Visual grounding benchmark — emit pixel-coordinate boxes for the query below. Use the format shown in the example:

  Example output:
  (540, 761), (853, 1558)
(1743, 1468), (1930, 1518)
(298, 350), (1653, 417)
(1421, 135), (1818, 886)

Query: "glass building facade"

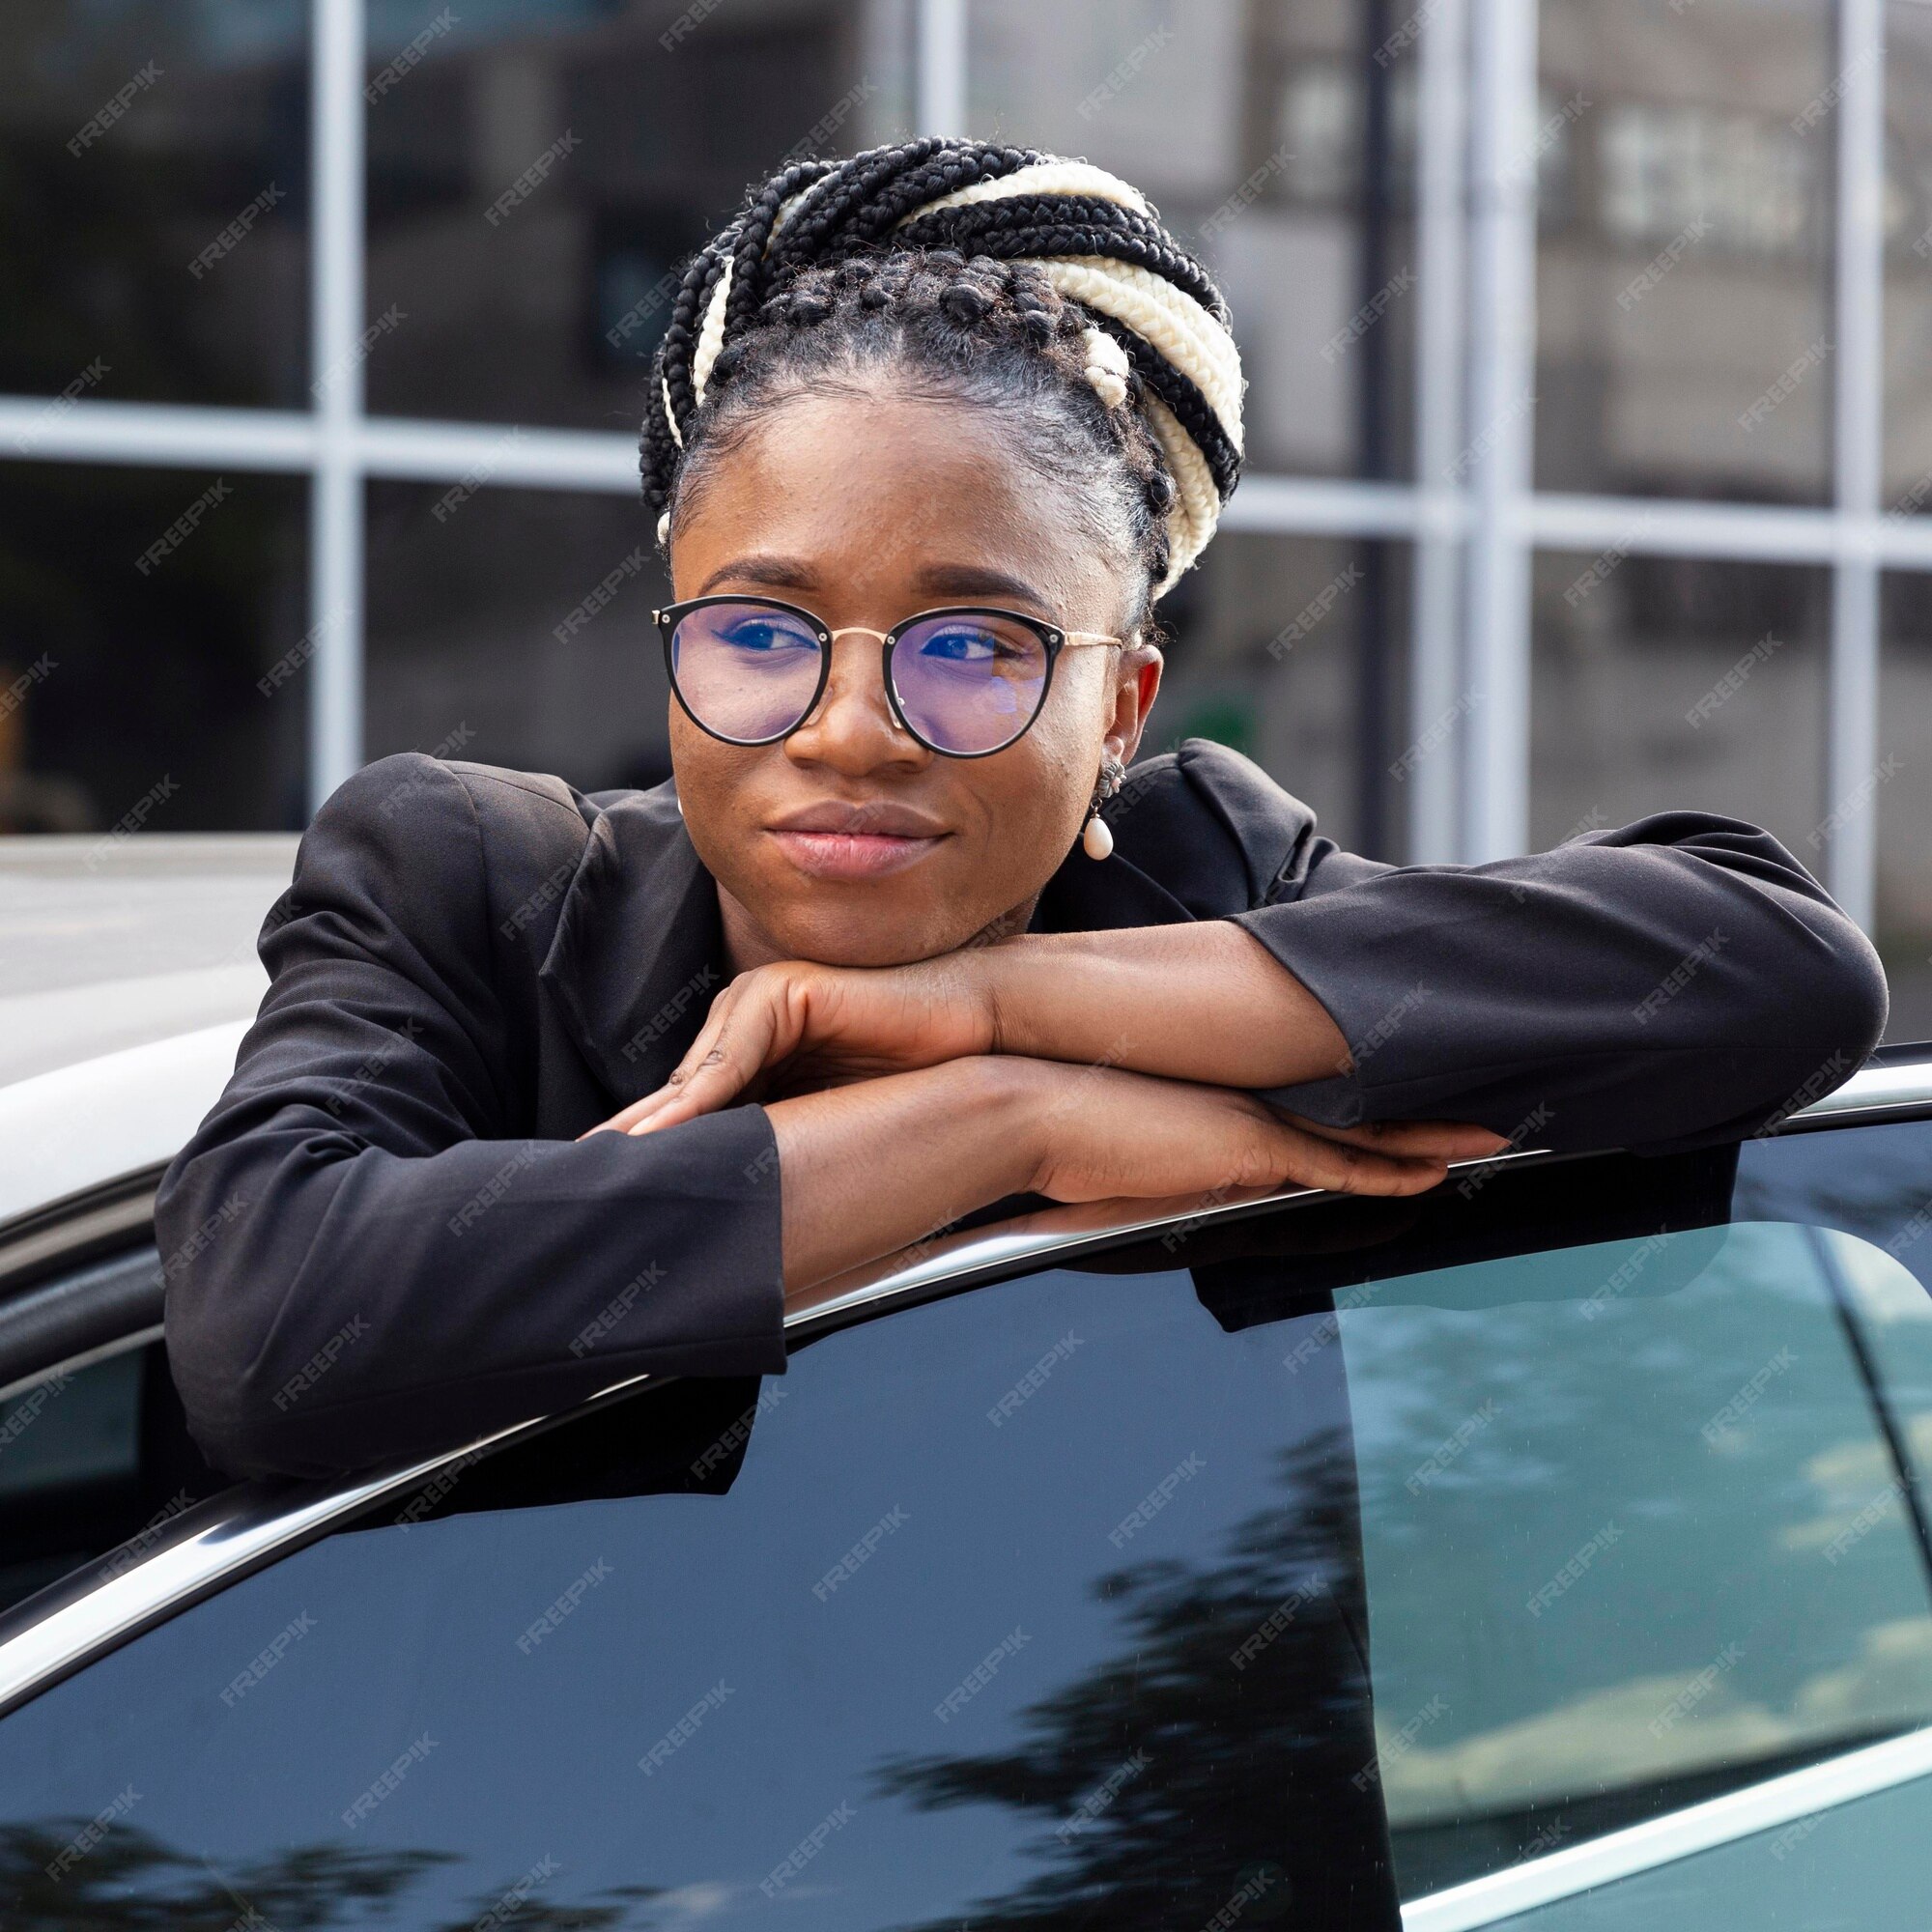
(3, 0), (1928, 1032)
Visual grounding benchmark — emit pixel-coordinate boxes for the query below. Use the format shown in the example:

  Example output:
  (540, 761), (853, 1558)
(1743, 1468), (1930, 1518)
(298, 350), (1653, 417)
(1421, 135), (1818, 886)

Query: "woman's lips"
(767, 828), (947, 879)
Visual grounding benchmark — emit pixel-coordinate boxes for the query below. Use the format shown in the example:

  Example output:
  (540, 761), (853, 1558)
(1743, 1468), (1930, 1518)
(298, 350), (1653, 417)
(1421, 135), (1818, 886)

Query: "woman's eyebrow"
(914, 563), (1051, 607)
(695, 557), (1052, 608)
(696, 554), (818, 595)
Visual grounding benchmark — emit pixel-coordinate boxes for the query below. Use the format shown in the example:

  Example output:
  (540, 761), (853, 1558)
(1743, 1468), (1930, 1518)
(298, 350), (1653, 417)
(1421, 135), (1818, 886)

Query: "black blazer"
(156, 742), (1889, 1478)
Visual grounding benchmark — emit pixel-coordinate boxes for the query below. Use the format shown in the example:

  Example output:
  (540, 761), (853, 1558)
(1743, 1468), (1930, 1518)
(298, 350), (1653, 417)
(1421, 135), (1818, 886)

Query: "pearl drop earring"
(1082, 753), (1126, 860)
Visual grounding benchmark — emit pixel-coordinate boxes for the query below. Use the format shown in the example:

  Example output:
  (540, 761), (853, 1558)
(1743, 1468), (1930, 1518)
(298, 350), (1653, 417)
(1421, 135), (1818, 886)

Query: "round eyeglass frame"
(653, 594), (1124, 759)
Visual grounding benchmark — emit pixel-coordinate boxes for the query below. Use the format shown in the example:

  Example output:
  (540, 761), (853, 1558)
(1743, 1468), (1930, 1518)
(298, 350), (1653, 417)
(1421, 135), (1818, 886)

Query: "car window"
(1345, 1219), (1932, 1896)
(0, 1122), (1929, 1931)
(0, 1244), (223, 1615)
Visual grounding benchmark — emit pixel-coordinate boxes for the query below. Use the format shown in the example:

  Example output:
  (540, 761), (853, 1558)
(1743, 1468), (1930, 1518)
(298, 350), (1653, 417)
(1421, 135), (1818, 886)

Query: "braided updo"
(640, 139), (1245, 611)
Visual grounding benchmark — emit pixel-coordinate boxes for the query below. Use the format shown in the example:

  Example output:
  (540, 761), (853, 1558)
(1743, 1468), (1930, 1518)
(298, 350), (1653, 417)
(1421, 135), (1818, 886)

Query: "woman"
(158, 140), (1887, 1480)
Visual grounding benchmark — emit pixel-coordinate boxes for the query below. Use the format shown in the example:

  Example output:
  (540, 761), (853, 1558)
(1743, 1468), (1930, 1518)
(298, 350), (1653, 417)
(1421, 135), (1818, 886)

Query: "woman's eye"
(918, 628), (1002, 662)
(722, 621), (814, 653)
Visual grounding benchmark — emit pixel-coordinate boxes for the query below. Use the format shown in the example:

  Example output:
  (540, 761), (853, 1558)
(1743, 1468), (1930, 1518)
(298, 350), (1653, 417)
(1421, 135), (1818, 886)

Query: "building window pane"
(0, 464), (307, 833)
(1883, 2), (1932, 515)
(1879, 575), (1932, 1041)
(1531, 550), (1828, 858)
(970, 0), (1417, 481)
(363, 2), (917, 429)
(1598, 101), (1815, 257)
(1157, 534), (1412, 861)
(1537, 0), (1834, 503)
(365, 482), (669, 793)
(3, 2), (311, 410)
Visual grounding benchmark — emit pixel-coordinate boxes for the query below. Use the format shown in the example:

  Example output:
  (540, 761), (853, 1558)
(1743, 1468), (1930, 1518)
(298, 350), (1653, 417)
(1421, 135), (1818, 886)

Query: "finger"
(593, 1041), (738, 1135)
(1276, 1114), (1512, 1161)
(609, 985), (757, 1132)
(1377, 1118), (1514, 1156)
(629, 1048), (745, 1133)
(1362, 1122), (1510, 1161)
(1298, 1136), (1453, 1198)
(628, 987), (794, 1134)
(1276, 1126), (1448, 1197)
(590, 1092), (671, 1136)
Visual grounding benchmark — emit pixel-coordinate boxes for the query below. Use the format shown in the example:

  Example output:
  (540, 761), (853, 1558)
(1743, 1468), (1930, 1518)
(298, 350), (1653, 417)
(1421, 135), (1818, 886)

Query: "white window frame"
(0, 0), (1899, 927)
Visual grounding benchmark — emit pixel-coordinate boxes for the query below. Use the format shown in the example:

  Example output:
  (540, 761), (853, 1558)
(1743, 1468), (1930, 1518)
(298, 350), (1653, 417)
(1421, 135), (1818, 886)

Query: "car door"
(1, 1110), (1930, 1931)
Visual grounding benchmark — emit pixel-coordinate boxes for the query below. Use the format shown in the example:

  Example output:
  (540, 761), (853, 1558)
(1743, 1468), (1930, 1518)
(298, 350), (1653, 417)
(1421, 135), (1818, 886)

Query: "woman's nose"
(783, 635), (924, 772)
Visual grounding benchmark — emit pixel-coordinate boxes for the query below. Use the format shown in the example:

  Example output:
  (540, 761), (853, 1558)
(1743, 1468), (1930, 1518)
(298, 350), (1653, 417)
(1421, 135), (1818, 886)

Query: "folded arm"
(1234, 811), (1889, 1151)
(156, 760), (787, 1480)
(610, 810), (1887, 1156)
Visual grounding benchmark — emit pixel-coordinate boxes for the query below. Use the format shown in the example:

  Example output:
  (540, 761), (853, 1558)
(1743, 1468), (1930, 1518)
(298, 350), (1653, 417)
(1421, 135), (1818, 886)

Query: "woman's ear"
(1104, 641), (1164, 766)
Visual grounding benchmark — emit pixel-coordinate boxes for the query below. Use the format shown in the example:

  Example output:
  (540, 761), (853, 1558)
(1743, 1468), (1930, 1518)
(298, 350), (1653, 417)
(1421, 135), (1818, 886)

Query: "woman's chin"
(764, 902), (983, 970)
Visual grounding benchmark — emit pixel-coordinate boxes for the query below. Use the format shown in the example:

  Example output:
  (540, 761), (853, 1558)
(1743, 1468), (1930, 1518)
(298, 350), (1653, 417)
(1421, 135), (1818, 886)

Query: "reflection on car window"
(2, 1124), (1932, 1930)
(1341, 1220), (1932, 1896)
(0, 1258), (1402, 1927)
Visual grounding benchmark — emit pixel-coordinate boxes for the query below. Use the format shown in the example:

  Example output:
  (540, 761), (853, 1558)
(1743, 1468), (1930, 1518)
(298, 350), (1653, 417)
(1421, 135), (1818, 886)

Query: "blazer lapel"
(539, 783), (728, 1106)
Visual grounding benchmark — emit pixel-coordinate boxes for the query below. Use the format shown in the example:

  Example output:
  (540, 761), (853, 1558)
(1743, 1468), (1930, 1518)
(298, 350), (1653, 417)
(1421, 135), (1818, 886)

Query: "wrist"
(903, 941), (1007, 1059)
(935, 1053), (1056, 1194)
(967, 933), (1068, 1062)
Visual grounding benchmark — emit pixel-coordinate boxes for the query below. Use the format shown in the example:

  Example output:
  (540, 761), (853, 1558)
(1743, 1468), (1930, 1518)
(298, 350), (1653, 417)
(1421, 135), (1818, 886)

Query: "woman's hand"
(766, 1055), (1510, 1293)
(584, 941), (1514, 1177)
(586, 955), (996, 1137)
(583, 921), (1396, 1147)
(1007, 1060), (1507, 1204)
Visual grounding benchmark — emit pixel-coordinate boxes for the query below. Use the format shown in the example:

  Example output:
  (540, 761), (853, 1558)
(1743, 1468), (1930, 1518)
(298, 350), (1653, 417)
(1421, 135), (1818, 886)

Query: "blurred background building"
(3, 0), (1929, 1034)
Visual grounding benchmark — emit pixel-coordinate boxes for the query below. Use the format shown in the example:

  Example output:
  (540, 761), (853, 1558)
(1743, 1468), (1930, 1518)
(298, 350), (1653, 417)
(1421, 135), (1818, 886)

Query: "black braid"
(641, 230), (746, 513)
(641, 140), (1241, 606)
(824, 144), (1042, 254)
(893, 199), (1232, 325)
(1087, 315), (1241, 500)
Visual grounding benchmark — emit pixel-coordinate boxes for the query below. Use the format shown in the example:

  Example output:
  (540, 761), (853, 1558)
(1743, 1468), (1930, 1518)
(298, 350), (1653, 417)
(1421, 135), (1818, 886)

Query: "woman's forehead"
(673, 391), (1122, 611)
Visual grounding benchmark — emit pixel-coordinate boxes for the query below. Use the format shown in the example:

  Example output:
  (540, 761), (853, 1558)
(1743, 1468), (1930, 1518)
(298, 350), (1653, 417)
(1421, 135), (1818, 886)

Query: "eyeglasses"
(654, 596), (1124, 758)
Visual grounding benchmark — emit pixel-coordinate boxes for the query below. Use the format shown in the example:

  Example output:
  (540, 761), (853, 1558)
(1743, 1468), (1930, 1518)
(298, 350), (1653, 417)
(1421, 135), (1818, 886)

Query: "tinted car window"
(0, 1244), (219, 1614)
(1346, 1220), (1932, 1894)
(1, 1122), (1930, 1930)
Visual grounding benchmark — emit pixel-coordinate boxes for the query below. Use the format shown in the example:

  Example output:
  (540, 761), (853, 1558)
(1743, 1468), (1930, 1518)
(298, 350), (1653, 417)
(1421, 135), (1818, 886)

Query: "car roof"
(0, 836), (297, 1225)
(0, 834), (296, 1092)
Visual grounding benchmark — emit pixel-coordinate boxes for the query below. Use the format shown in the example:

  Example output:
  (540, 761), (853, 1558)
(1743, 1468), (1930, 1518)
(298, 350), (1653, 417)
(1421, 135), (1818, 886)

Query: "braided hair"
(640, 139), (1244, 614)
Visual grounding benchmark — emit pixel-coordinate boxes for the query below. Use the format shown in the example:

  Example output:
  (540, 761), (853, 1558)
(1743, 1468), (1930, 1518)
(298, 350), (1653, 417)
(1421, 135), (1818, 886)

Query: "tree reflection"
(0, 1822), (656, 1930)
(876, 1429), (1404, 1932)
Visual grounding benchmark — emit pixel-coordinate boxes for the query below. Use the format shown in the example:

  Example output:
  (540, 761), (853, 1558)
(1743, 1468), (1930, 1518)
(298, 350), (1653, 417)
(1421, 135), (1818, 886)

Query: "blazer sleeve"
(1228, 810), (1889, 1155)
(155, 756), (786, 1482)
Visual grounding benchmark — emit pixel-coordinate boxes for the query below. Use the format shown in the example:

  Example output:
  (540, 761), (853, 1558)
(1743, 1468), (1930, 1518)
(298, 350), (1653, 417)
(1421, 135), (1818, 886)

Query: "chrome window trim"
(0, 1054), (1925, 1773)
(1400, 1721), (1932, 1929)
(0, 1166), (165, 1301)
(0, 1433), (531, 1727)
(1761, 1054), (1932, 1128)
